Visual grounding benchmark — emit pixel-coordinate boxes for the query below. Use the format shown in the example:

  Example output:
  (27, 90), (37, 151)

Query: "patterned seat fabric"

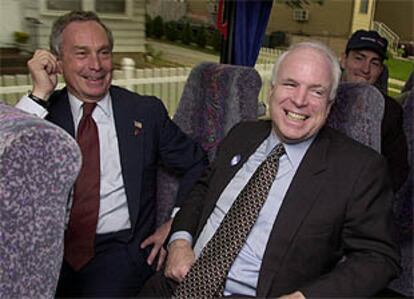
(156, 62), (262, 226)
(0, 102), (81, 298)
(389, 88), (413, 297)
(327, 82), (385, 153)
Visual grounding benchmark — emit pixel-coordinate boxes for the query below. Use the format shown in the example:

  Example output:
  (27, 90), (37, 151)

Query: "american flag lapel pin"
(134, 120), (143, 136)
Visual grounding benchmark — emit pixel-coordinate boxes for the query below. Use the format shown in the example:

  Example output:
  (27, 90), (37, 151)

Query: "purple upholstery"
(327, 82), (384, 153)
(156, 62), (262, 226)
(0, 103), (81, 298)
(389, 88), (413, 297)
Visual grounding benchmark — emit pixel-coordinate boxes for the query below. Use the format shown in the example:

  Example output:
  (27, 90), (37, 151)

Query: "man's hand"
(164, 239), (195, 282)
(140, 218), (173, 271)
(278, 291), (305, 299)
(27, 49), (60, 100)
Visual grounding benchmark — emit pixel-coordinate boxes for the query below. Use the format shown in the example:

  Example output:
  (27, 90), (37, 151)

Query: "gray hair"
(49, 10), (114, 57)
(270, 41), (341, 101)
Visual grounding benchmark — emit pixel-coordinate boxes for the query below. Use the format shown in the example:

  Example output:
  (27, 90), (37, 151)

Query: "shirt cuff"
(170, 207), (180, 218)
(15, 95), (49, 118)
(168, 231), (193, 247)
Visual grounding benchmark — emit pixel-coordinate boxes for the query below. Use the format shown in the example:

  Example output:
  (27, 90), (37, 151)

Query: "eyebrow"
(280, 78), (328, 91)
(354, 51), (382, 62)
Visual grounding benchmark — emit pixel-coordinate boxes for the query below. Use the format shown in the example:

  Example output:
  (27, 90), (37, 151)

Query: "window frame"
(359, 0), (369, 14)
(40, 0), (133, 20)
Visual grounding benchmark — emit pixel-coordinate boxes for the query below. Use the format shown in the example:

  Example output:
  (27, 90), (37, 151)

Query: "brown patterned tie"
(64, 103), (100, 270)
(174, 143), (285, 298)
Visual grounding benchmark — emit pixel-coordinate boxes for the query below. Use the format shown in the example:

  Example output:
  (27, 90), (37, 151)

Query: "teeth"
(287, 111), (306, 121)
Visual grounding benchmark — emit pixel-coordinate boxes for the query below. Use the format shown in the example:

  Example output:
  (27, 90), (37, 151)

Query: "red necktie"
(64, 102), (100, 270)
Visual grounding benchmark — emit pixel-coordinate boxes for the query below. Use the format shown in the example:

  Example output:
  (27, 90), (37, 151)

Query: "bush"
(152, 16), (164, 39)
(181, 22), (193, 45)
(164, 21), (179, 42)
(145, 14), (153, 37)
(14, 31), (29, 44)
(208, 29), (222, 52)
(195, 26), (207, 48)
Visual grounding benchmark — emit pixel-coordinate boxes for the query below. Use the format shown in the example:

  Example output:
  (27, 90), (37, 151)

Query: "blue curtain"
(232, 0), (273, 66)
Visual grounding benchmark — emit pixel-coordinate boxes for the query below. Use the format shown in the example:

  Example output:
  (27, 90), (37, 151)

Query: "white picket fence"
(0, 61), (275, 116)
(0, 46), (406, 115)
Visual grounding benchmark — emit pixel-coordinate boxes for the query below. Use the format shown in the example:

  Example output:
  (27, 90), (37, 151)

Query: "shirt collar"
(267, 130), (315, 170)
(68, 92), (112, 121)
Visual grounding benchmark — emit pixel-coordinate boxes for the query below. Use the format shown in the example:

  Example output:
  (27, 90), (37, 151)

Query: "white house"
(0, 0), (146, 53)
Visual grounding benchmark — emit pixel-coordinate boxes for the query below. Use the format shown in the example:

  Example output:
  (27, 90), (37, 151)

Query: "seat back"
(327, 82), (385, 153)
(156, 62), (262, 226)
(0, 103), (81, 298)
(388, 88), (413, 297)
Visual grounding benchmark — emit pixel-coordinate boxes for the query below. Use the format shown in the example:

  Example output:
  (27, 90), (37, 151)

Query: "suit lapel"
(111, 87), (144, 231)
(47, 88), (75, 136)
(196, 121), (273, 238)
(257, 128), (331, 297)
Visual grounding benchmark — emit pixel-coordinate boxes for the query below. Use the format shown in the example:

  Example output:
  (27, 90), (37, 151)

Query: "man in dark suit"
(139, 41), (400, 298)
(15, 11), (207, 297)
(340, 30), (409, 192)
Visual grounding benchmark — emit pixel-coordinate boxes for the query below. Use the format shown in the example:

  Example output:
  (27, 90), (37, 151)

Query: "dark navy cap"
(346, 30), (388, 59)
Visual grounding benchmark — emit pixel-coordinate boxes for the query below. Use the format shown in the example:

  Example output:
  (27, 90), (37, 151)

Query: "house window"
(41, 0), (132, 18)
(96, 0), (126, 14)
(46, 0), (81, 11)
(359, 0), (369, 14)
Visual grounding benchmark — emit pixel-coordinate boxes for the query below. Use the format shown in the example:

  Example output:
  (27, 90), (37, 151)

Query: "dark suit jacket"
(381, 95), (409, 192)
(46, 85), (207, 252)
(172, 120), (400, 298)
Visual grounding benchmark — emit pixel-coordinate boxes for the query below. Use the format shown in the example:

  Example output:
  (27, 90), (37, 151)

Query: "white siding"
(21, 0), (146, 53)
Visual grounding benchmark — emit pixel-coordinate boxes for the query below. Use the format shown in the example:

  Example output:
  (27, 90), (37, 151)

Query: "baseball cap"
(346, 30), (388, 59)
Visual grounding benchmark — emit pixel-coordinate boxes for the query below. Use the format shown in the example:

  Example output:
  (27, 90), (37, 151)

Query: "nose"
(292, 87), (307, 106)
(88, 54), (102, 71)
(360, 60), (371, 74)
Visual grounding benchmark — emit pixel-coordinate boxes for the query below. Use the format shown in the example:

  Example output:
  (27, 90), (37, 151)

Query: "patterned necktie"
(64, 102), (100, 270)
(174, 143), (286, 299)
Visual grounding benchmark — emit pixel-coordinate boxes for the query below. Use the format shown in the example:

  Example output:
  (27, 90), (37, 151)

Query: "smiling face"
(340, 49), (384, 84)
(58, 21), (113, 103)
(269, 47), (334, 143)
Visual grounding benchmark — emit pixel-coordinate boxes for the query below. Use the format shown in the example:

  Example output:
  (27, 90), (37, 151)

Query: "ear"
(56, 59), (63, 75)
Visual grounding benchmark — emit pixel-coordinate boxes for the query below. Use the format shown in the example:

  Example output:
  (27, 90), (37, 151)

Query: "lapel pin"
(134, 121), (143, 136)
(230, 154), (241, 166)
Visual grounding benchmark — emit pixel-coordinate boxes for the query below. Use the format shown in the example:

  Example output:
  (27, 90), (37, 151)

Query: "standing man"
(140, 41), (400, 298)
(340, 30), (409, 191)
(16, 11), (207, 297)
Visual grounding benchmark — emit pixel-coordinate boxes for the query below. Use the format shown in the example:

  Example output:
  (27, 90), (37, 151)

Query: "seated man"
(139, 41), (400, 298)
(340, 29), (409, 191)
(15, 10), (207, 297)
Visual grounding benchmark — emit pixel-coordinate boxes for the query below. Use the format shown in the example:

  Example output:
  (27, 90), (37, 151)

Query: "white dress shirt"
(16, 94), (131, 233)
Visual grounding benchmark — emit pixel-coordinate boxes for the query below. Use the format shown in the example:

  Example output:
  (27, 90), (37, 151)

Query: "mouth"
(286, 111), (308, 121)
(83, 74), (106, 82)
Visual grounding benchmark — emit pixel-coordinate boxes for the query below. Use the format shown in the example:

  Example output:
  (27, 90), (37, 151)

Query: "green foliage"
(165, 21), (179, 42)
(195, 26), (207, 48)
(208, 29), (221, 52)
(181, 22), (193, 45)
(152, 16), (164, 39)
(145, 14), (153, 37)
(14, 31), (29, 44)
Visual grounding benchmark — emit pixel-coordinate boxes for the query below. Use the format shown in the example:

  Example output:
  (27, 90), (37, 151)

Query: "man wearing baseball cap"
(341, 30), (409, 192)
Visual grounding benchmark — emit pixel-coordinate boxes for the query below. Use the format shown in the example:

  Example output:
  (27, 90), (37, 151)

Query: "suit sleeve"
(382, 97), (409, 192)
(299, 153), (401, 297)
(154, 98), (208, 207)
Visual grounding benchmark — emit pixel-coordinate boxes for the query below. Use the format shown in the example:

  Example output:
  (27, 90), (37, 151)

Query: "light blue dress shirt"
(170, 130), (314, 296)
